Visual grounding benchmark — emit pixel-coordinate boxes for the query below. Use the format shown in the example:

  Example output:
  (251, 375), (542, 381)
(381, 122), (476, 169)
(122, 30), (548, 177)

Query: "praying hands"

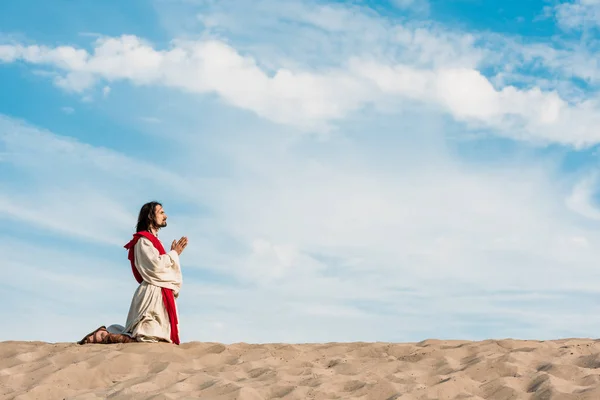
(171, 236), (188, 255)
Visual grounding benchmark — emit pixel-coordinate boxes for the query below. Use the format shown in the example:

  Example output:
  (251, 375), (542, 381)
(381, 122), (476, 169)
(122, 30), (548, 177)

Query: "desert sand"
(2, 338), (600, 399)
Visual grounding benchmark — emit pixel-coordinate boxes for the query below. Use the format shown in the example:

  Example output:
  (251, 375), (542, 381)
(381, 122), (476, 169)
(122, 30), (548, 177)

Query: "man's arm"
(135, 237), (180, 273)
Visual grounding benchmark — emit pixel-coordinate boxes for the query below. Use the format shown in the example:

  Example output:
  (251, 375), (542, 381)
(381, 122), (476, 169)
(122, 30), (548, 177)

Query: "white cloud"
(555, 0), (600, 30)
(1, 34), (599, 146)
(61, 106), (74, 114)
(566, 173), (600, 220)
(5, 43), (88, 69)
(0, 44), (18, 62)
(54, 71), (95, 92)
(0, 36), (372, 129)
(102, 85), (111, 97)
(1, 0), (600, 146)
(352, 61), (600, 146)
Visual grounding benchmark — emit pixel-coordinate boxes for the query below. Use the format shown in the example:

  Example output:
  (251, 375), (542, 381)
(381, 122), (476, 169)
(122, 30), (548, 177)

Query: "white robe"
(111, 236), (182, 343)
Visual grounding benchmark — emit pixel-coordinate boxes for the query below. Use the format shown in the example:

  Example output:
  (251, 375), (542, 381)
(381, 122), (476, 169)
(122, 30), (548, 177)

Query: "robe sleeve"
(134, 237), (182, 295)
(135, 237), (180, 272)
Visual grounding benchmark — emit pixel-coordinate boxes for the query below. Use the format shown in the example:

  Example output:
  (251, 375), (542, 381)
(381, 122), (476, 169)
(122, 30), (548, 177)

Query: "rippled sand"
(2, 338), (600, 399)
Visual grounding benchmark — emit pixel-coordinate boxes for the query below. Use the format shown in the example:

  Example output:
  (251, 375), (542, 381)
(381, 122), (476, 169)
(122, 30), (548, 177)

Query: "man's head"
(136, 201), (167, 233)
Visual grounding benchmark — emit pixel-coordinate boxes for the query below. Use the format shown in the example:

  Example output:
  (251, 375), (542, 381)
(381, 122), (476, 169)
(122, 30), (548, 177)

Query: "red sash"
(124, 231), (180, 345)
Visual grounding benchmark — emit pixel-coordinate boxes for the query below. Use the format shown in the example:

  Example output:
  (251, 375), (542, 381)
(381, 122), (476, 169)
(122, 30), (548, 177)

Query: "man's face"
(154, 205), (167, 228)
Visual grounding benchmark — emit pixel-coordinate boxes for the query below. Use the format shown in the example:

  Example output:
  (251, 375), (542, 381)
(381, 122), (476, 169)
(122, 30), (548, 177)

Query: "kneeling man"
(78, 201), (188, 344)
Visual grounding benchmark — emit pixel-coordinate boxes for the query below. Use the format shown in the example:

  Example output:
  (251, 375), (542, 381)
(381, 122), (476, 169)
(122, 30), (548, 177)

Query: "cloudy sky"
(2, 0), (600, 344)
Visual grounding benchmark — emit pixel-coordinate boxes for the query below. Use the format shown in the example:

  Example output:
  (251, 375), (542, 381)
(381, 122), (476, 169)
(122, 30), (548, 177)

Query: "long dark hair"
(136, 201), (162, 233)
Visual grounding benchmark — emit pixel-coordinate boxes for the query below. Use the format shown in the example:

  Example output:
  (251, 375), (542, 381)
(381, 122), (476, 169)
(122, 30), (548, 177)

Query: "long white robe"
(112, 236), (182, 343)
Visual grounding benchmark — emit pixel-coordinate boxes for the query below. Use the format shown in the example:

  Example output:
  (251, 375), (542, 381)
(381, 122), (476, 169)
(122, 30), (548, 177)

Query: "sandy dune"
(2, 338), (600, 399)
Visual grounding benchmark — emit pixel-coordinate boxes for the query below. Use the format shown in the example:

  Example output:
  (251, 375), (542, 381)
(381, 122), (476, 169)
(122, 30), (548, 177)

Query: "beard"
(159, 220), (167, 228)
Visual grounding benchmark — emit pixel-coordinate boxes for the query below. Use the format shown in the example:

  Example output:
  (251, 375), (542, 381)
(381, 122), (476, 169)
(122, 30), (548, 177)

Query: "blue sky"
(3, 0), (600, 344)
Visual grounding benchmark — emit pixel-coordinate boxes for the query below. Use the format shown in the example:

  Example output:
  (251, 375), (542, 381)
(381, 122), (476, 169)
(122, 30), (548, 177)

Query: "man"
(78, 201), (188, 344)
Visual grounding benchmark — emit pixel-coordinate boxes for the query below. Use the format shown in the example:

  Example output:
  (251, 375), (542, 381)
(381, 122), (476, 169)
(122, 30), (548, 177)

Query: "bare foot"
(104, 333), (137, 344)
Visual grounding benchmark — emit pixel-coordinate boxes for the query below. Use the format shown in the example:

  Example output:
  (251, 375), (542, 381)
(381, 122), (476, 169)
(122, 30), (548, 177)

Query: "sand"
(2, 338), (600, 399)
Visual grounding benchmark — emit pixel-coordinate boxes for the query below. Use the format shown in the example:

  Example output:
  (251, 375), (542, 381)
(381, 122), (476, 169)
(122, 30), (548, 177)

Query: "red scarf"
(124, 231), (180, 345)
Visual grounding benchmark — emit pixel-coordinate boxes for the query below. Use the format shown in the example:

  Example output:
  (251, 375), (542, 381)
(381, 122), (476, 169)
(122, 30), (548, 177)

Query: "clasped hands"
(171, 236), (188, 255)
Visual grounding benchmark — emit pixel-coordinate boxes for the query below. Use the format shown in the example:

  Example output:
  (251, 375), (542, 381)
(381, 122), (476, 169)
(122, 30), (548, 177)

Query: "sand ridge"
(2, 338), (600, 399)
